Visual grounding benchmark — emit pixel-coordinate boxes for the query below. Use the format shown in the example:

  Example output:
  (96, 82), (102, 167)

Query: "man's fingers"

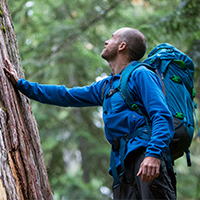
(141, 165), (147, 182)
(137, 156), (161, 183)
(140, 166), (157, 183)
(146, 166), (157, 183)
(3, 66), (11, 74)
(4, 62), (17, 76)
(146, 165), (153, 183)
(6, 59), (12, 70)
(136, 167), (142, 177)
(3, 67), (13, 78)
(4, 59), (13, 76)
(3, 61), (19, 86)
(155, 166), (160, 178)
(151, 166), (156, 177)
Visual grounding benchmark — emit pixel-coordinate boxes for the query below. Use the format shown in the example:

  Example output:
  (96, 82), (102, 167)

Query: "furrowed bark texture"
(0, 0), (53, 199)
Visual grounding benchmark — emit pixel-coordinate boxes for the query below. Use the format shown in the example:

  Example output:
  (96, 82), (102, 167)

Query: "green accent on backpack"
(173, 60), (186, 69)
(192, 88), (196, 98)
(171, 75), (181, 83)
(175, 112), (184, 119)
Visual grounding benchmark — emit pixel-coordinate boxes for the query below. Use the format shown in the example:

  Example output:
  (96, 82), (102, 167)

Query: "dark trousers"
(113, 149), (176, 200)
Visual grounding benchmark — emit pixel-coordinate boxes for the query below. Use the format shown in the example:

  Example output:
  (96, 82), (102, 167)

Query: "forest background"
(7, 0), (200, 199)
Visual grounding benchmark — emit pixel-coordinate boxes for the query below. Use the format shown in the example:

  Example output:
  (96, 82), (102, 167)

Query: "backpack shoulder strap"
(120, 61), (152, 138)
(119, 61), (150, 112)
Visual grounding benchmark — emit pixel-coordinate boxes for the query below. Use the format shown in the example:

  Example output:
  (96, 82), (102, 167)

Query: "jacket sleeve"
(16, 79), (104, 107)
(129, 67), (174, 159)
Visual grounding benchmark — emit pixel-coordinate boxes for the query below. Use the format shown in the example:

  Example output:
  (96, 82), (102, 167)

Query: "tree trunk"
(0, 0), (53, 199)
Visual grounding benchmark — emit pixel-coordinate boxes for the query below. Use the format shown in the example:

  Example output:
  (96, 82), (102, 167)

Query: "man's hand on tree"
(3, 59), (19, 87)
(137, 156), (160, 183)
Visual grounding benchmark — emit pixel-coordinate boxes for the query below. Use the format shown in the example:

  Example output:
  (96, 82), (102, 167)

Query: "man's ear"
(118, 42), (127, 51)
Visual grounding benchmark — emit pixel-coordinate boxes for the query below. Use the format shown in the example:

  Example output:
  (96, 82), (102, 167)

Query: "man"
(4, 27), (176, 199)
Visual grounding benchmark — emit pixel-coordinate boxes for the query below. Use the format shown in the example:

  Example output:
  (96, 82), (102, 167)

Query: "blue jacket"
(17, 64), (174, 171)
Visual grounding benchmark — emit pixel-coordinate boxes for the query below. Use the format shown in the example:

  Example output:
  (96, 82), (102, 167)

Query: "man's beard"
(101, 46), (118, 62)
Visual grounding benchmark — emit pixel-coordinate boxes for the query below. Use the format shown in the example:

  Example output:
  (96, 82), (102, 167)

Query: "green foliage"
(8, 0), (200, 199)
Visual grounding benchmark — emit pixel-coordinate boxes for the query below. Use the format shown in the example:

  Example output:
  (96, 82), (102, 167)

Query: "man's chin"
(101, 53), (105, 59)
(101, 51), (108, 60)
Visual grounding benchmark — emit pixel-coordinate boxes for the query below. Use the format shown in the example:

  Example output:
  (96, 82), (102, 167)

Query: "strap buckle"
(131, 103), (139, 111)
(106, 87), (119, 99)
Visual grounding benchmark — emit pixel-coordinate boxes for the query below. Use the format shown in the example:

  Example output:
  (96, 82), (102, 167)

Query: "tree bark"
(0, 0), (53, 199)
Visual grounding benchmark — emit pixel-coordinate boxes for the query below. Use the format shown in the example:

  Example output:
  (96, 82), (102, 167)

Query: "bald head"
(116, 28), (147, 61)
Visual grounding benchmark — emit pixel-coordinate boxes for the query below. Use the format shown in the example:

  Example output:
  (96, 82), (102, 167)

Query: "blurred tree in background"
(7, 0), (200, 199)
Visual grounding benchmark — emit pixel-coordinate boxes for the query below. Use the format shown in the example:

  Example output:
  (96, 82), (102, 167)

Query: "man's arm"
(4, 59), (104, 107)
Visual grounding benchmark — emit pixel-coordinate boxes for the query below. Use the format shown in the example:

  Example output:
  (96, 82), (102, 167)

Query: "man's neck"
(109, 60), (130, 76)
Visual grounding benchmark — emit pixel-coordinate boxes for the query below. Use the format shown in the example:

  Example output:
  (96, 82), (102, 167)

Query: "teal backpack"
(120, 43), (199, 166)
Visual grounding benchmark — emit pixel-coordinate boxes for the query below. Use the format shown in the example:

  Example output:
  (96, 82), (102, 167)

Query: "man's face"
(101, 30), (122, 61)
